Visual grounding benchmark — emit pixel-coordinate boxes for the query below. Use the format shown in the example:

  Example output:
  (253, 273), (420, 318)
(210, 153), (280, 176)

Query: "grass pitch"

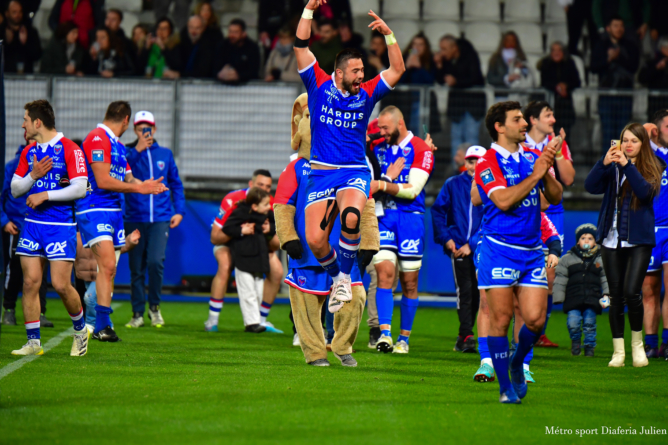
(1, 299), (666, 444)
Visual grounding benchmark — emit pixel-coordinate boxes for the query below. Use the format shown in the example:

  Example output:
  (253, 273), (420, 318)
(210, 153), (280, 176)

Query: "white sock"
(523, 363), (530, 371)
(260, 315), (267, 324)
(482, 358), (493, 366)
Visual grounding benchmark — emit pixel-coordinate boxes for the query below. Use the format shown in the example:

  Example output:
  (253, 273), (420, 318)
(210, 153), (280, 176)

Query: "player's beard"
(387, 128), (401, 146)
(342, 77), (361, 95)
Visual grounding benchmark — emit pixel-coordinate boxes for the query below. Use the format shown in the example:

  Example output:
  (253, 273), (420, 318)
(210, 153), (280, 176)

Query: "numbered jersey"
(475, 143), (543, 249)
(14, 134), (88, 225)
(375, 132), (434, 214)
(77, 124), (131, 212)
(652, 141), (668, 227)
(300, 61), (392, 168)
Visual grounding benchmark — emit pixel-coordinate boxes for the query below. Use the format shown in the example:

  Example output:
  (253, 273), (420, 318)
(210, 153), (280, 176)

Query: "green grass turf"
(1, 300), (667, 444)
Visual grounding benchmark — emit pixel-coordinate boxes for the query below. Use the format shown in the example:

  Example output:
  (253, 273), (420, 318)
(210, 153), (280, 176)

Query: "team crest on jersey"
(402, 146), (411, 157)
(523, 153), (535, 162)
(298, 276), (306, 287)
(480, 168), (495, 185)
(157, 161), (165, 170)
(92, 149), (104, 162)
(54, 144), (62, 155)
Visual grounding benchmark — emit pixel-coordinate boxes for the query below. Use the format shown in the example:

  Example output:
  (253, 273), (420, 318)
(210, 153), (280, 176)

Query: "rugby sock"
(662, 329), (668, 345)
(523, 363), (531, 371)
(25, 320), (40, 342)
(400, 295), (419, 336)
(541, 295), (553, 335)
(208, 298), (224, 324)
(646, 334), (659, 349)
(398, 334), (410, 344)
(338, 234), (360, 275)
(488, 336), (511, 393)
(478, 337), (492, 365)
(260, 301), (272, 323)
(511, 325), (541, 371)
(377, 287), (394, 329)
(523, 346), (533, 366)
(316, 247), (341, 279)
(94, 304), (113, 334)
(69, 308), (86, 332)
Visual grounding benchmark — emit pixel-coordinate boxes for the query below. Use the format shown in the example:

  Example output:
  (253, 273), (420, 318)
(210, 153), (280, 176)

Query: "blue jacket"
(1, 146), (28, 231)
(431, 171), (483, 250)
(585, 156), (666, 246)
(124, 141), (186, 223)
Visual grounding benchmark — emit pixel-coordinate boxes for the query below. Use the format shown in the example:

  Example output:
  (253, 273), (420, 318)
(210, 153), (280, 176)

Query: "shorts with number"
(648, 227), (668, 272)
(477, 236), (547, 289)
(77, 210), (126, 248)
(16, 220), (77, 261)
(285, 266), (362, 296)
(305, 167), (370, 208)
(379, 210), (424, 261)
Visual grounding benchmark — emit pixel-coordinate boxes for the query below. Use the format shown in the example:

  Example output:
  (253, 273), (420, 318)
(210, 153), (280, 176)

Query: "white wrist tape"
(302, 8), (314, 20)
(395, 168), (429, 200)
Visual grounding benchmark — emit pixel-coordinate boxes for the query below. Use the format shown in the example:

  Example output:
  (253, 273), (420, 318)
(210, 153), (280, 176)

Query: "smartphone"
(422, 124), (429, 137)
(611, 139), (620, 150)
(143, 127), (152, 138)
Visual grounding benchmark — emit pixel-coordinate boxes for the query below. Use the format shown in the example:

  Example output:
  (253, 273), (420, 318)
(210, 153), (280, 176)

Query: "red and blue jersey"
(14, 134), (88, 225)
(540, 212), (560, 246)
(652, 141), (668, 227)
(299, 61), (392, 168)
(213, 188), (274, 229)
(77, 124), (131, 213)
(524, 133), (571, 216)
(474, 143), (544, 249)
(375, 132), (434, 214)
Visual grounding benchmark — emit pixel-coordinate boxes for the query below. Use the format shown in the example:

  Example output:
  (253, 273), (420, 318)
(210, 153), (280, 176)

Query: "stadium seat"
(387, 20), (422, 45)
(120, 12), (139, 38)
(463, 0), (501, 23)
(571, 54), (586, 86)
(106, 0), (142, 13)
(503, 0), (541, 23)
(32, 9), (51, 41)
(424, 21), (460, 52)
(464, 22), (501, 53)
(422, 0), (461, 22)
(383, 0), (420, 20)
(546, 24), (569, 46)
(478, 51), (493, 76)
(527, 53), (542, 84)
(39, 0), (56, 9)
(511, 23), (544, 55)
(545, 0), (567, 23)
(221, 12), (258, 28)
(351, 0), (380, 16)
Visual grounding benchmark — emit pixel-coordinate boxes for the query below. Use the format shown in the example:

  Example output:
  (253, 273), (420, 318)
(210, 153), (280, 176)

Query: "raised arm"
(294, 0), (322, 70)
(368, 11), (405, 87)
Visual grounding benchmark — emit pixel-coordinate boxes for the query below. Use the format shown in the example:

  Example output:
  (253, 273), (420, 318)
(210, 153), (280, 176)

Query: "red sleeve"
(561, 140), (573, 162)
(13, 145), (33, 178)
(82, 128), (111, 164)
(540, 213), (560, 243)
(361, 75), (381, 98)
(126, 161), (132, 174)
(274, 160), (300, 206)
(63, 139), (88, 179)
(214, 190), (244, 228)
(474, 151), (507, 196)
(409, 138), (434, 174)
(314, 62), (330, 88)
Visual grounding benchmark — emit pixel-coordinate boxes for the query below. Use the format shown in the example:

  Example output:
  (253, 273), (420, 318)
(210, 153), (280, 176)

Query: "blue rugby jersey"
(14, 134), (88, 224)
(524, 133), (572, 217)
(474, 143), (544, 249)
(652, 141), (668, 227)
(299, 61), (392, 168)
(77, 124), (132, 213)
(375, 132), (434, 214)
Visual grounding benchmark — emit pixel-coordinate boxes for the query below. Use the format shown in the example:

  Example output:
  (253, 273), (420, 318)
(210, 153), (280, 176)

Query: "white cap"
(134, 111), (155, 126)
(465, 145), (486, 159)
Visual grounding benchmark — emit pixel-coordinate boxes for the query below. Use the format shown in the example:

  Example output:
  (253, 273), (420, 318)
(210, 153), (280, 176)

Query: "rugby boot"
(93, 326), (121, 342)
(71, 329), (90, 356)
(11, 339), (43, 356)
(473, 363), (495, 382)
(393, 340), (409, 354)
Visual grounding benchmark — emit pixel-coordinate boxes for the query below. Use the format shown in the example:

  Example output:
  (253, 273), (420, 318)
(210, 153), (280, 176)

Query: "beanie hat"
(575, 223), (597, 241)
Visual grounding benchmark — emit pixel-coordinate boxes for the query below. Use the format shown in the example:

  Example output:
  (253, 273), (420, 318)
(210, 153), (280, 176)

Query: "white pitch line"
(0, 302), (122, 381)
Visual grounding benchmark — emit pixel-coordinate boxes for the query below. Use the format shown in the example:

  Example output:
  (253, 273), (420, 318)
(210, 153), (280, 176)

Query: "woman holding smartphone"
(585, 123), (666, 368)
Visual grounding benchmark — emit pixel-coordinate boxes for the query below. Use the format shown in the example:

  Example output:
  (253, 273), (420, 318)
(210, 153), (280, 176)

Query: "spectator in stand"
(539, 41), (582, 137)
(124, 111), (185, 329)
(103, 9), (132, 59)
(367, 31), (389, 80)
(167, 15), (215, 79)
(258, 0), (302, 54)
(49, 0), (104, 49)
(435, 35), (486, 155)
(85, 27), (135, 77)
(640, 37), (668, 118)
(154, 0), (189, 30)
(400, 33), (435, 85)
(214, 18), (260, 84)
(487, 31), (535, 89)
(1, 0), (41, 74)
(194, 1), (223, 48)
(264, 26), (299, 83)
(592, 0), (650, 43)
(131, 24), (150, 76)
(339, 20), (365, 55)
(145, 17), (181, 79)
(649, 0), (668, 41)
(40, 21), (85, 75)
(563, 0), (598, 57)
(309, 19), (343, 74)
(591, 15), (639, 153)
(0, 0), (39, 23)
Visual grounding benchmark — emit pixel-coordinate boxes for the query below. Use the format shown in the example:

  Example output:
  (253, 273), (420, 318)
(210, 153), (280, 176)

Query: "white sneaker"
(125, 314), (144, 328)
(376, 334), (394, 353)
(11, 339), (43, 356)
(393, 340), (409, 354)
(71, 329), (90, 357)
(86, 324), (94, 334)
(148, 308), (165, 328)
(293, 333), (300, 347)
(331, 275), (353, 302)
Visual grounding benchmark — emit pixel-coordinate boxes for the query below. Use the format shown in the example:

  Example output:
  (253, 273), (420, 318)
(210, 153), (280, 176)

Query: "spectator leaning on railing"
(214, 18), (260, 84)
(1, 0), (41, 74)
(85, 26), (135, 77)
(40, 21), (85, 76)
(264, 26), (300, 83)
(168, 15), (215, 79)
(144, 17), (181, 79)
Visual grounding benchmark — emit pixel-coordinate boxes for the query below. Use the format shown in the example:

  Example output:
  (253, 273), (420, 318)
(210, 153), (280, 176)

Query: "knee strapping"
(340, 207), (361, 236)
(319, 200), (338, 231)
(399, 259), (422, 272)
(373, 249), (397, 265)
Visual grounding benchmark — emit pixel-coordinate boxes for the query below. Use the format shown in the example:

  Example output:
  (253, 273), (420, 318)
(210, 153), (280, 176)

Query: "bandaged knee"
(338, 207), (361, 275)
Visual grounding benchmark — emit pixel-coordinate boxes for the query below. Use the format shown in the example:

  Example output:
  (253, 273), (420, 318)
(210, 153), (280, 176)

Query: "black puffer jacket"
(553, 245), (609, 315)
(222, 202), (276, 275)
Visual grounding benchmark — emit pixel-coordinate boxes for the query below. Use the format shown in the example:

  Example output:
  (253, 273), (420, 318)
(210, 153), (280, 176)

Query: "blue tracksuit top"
(124, 141), (186, 223)
(1, 145), (29, 231)
(431, 171), (483, 249)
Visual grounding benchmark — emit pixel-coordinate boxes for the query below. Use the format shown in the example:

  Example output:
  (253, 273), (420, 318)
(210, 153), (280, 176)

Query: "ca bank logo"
(347, 177), (368, 189)
(492, 268), (520, 280)
(118, 229), (126, 243)
(18, 238), (39, 251)
(531, 267), (547, 283)
(401, 239), (420, 253)
(46, 242), (67, 256)
(97, 224), (114, 233)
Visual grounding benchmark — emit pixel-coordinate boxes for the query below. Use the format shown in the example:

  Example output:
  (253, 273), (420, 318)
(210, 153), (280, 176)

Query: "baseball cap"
(134, 111), (155, 126)
(465, 145), (487, 160)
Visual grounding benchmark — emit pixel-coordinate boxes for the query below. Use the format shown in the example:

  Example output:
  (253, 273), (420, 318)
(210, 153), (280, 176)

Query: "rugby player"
(294, 0), (405, 311)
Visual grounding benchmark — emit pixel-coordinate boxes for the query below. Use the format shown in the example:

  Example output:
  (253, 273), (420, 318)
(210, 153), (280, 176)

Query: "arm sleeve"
(540, 213), (560, 244)
(552, 255), (569, 304)
(213, 193), (238, 228)
(597, 254), (609, 294)
(394, 168), (430, 200)
(547, 239), (562, 257)
(167, 153), (186, 216)
(46, 177), (88, 201)
(431, 181), (453, 246)
(65, 142), (88, 180)
(622, 162), (658, 203)
(11, 174), (35, 198)
(475, 155), (507, 198)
